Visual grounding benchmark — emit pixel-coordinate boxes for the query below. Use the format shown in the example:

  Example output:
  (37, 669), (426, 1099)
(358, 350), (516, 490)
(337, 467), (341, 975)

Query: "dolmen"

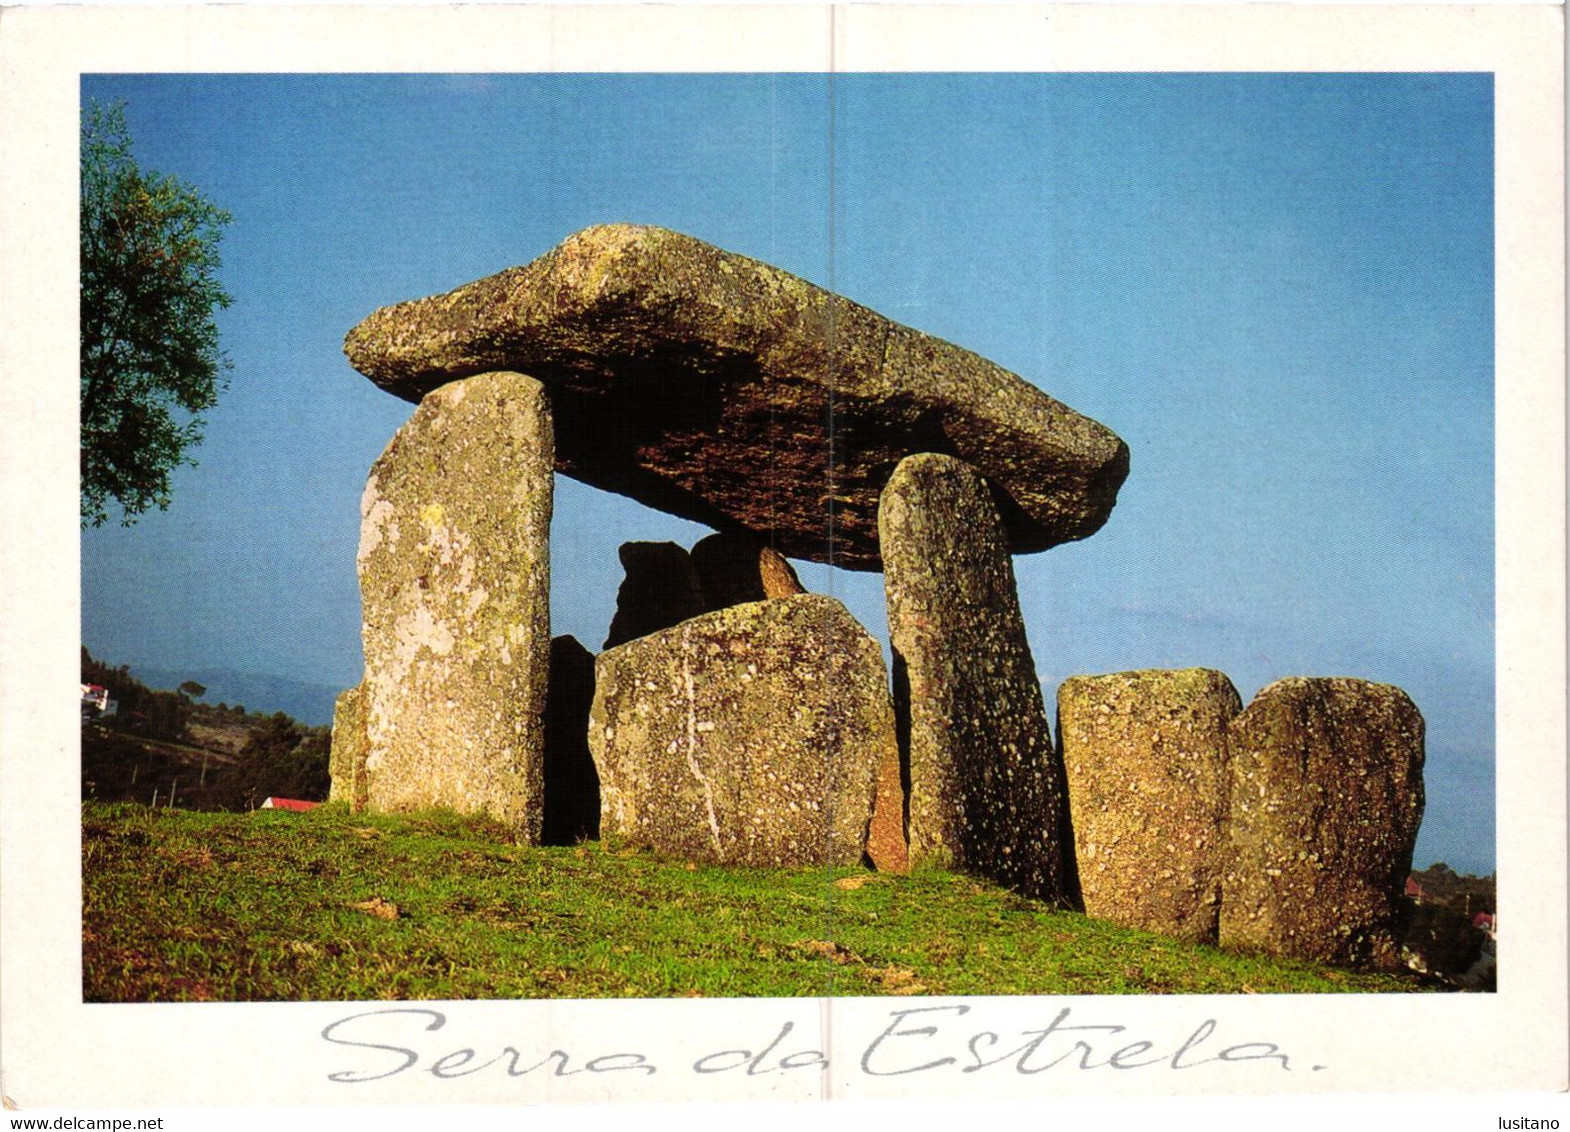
(334, 224), (1123, 899)
(331, 223), (1425, 967)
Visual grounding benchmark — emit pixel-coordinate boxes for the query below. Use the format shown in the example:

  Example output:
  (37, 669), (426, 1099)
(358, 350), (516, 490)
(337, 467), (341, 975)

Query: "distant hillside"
(1410, 862), (1495, 914)
(129, 665), (341, 726)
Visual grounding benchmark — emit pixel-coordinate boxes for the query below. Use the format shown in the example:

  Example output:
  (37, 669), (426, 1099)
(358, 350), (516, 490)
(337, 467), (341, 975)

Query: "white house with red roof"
(80, 683), (118, 718)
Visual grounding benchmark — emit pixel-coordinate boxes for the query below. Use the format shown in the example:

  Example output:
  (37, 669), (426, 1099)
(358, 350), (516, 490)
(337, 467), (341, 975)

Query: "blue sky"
(80, 73), (1494, 873)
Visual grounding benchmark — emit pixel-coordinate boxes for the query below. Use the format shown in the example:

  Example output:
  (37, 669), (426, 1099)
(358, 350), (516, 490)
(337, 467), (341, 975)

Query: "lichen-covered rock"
(327, 683), (368, 812)
(1057, 669), (1241, 942)
(357, 371), (553, 835)
(541, 635), (600, 846)
(588, 593), (895, 866)
(880, 452), (1073, 903)
(344, 224), (1128, 570)
(601, 541), (707, 649)
(1221, 677), (1426, 967)
(690, 531), (805, 611)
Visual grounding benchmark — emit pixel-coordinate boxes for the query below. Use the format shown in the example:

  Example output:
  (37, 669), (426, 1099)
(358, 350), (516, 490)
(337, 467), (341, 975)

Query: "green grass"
(82, 801), (1424, 1002)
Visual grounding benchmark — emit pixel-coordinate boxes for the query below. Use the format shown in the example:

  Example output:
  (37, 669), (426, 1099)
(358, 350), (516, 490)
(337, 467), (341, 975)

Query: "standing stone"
(865, 742), (910, 875)
(602, 541), (707, 649)
(1221, 677), (1426, 967)
(589, 594), (896, 867)
(357, 371), (553, 835)
(879, 452), (1073, 903)
(327, 683), (368, 812)
(541, 635), (600, 846)
(1057, 669), (1241, 943)
(691, 531), (806, 610)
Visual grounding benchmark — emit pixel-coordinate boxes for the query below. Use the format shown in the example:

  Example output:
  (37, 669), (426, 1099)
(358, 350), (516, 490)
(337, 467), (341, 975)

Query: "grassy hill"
(82, 801), (1425, 1002)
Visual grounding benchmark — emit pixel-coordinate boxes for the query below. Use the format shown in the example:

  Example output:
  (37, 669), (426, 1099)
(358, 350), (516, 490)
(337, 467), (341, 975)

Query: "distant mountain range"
(128, 665), (342, 727)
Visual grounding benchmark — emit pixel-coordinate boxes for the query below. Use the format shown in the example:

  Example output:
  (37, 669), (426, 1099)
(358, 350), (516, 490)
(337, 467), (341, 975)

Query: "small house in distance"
(81, 683), (118, 719)
(259, 797), (318, 812)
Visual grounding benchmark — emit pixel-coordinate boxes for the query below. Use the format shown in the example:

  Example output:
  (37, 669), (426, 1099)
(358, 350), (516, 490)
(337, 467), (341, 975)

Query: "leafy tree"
(178, 681), (207, 699)
(207, 714), (331, 809)
(80, 100), (232, 527)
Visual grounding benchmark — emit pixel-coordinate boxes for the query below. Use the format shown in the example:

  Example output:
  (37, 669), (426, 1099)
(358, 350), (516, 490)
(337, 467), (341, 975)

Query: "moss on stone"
(356, 371), (553, 837)
(880, 452), (1073, 905)
(1221, 677), (1425, 967)
(1057, 668), (1240, 943)
(588, 593), (896, 867)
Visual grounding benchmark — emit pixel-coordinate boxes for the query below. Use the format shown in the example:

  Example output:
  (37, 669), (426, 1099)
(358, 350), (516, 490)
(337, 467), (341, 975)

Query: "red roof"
(1472, 912), (1495, 928)
(260, 797), (319, 812)
(1404, 877), (1424, 898)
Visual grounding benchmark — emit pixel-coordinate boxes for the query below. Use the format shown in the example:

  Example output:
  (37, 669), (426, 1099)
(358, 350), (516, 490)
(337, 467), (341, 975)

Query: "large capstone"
(588, 593), (896, 867)
(356, 370), (553, 834)
(327, 683), (368, 812)
(1221, 677), (1426, 967)
(345, 224), (1128, 570)
(1057, 669), (1241, 943)
(880, 452), (1073, 903)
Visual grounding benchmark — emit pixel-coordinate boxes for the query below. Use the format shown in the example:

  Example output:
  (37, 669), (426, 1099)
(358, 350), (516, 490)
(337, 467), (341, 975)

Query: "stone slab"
(1058, 669), (1241, 943)
(1221, 677), (1426, 967)
(588, 593), (895, 866)
(602, 541), (707, 650)
(880, 452), (1073, 903)
(541, 635), (601, 846)
(690, 531), (806, 610)
(357, 370), (553, 834)
(327, 683), (368, 812)
(345, 224), (1128, 569)
(866, 741), (910, 875)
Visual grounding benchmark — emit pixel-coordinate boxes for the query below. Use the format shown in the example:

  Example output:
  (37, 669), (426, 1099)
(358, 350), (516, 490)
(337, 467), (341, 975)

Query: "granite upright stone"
(356, 371), (553, 835)
(1057, 669), (1241, 942)
(880, 452), (1073, 903)
(589, 593), (896, 867)
(865, 742), (910, 875)
(1221, 677), (1426, 967)
(327, 683), (368, 812)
